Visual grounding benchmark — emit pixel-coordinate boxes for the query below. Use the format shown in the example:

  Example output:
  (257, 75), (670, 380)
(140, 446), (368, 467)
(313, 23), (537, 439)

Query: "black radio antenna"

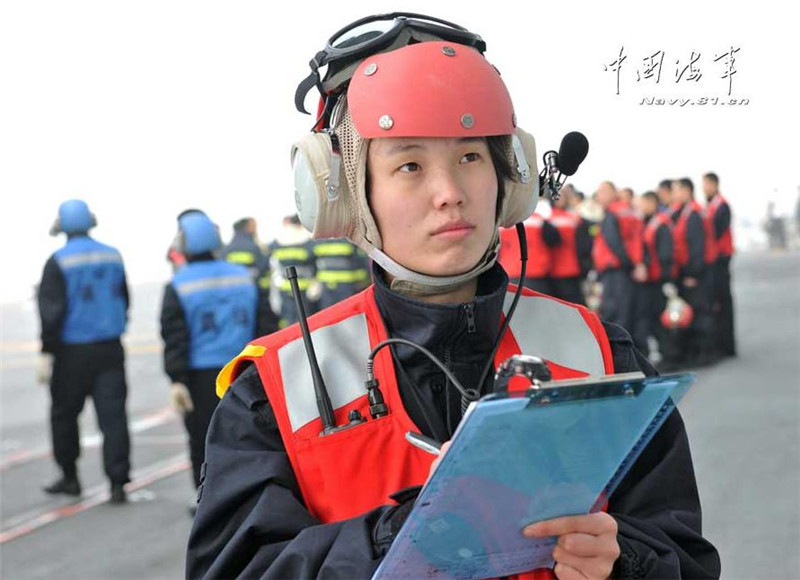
(286, 267), (337, 434)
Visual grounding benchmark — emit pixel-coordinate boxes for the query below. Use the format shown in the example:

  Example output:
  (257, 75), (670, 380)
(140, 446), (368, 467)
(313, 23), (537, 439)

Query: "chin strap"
(367, 233), (500, 297)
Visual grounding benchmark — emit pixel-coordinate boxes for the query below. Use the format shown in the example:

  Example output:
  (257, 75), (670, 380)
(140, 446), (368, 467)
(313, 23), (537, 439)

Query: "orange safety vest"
(643, 212), (675, 282)
(707, 194), (734, 258)
(499, 214), (552, 279)
(592, 201), (644, 273)
(674, 200), (717, 269)
(549, 208), (582, 279)
(218, 285), (615, 580)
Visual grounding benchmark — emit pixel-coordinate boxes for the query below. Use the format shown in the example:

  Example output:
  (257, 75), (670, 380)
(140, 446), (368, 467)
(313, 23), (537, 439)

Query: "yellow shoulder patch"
(216, 344), (267, 399)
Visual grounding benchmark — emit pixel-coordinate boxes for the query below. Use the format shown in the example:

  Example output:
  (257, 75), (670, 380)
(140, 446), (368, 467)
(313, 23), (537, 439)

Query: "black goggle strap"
(295, 50), (329, 115)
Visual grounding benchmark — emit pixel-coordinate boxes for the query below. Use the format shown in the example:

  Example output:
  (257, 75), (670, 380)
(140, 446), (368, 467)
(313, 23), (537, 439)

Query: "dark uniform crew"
(549, 194), (591, 305)
(498, 212), (560, 294)
(703, 172), (737, 357)
(312, 238), (370, 309)
(268, 214), (319, 328)
(220, 217), (272, 295)
(670, 178), (717, 367)
(37, 199), (131, 504)
(592, 181), (646, 333)
(187, 21), (719, 580)
(159, 212), (277, 491)
(632, 191), (675, 364)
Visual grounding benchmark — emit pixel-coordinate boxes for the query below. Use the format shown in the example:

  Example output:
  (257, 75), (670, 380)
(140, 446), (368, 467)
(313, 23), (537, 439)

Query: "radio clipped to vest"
(286, 225), (531, 438)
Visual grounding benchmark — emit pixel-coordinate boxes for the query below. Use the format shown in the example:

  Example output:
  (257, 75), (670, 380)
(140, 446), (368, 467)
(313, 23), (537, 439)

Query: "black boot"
(43, 475), (81, 496)
(109, 483), (127, 504)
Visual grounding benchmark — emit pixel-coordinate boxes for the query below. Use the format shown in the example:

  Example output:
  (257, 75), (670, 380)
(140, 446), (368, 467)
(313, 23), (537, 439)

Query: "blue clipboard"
(374, 372), (695, 579)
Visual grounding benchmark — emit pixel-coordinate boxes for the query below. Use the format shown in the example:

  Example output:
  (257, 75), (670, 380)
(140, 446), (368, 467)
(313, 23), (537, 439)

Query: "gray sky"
(1, 0), (798, 303)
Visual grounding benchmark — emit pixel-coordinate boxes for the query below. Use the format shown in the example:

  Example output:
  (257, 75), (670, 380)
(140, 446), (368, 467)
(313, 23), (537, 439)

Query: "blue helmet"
(179, 212), (221, 255)
(56, 199), (96, 234)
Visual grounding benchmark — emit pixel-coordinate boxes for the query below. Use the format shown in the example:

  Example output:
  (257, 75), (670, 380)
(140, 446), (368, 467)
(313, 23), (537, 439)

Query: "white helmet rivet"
(442, 46), (457, 57)
(461, 114), (474, 129)
(378, 115), (394, 130)
(364, 63), (378, 76)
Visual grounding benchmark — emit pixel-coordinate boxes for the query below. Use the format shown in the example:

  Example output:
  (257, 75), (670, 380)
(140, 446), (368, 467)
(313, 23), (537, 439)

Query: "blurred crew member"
(703, 172), (737, 357)
(160, 213), (274, 496)
(548, 192), (589, 304)
(268, 214), (320, 327)
(670, 178), (716, 366)
(633, 191), (675, 363)
(38, 200), (131, 504)
(592, 181), (646, 332)
(499, 211), (560, 294)
(313, 238), (370, 309)
(166, 208), (206, 272)
(657, 179), (673, 212)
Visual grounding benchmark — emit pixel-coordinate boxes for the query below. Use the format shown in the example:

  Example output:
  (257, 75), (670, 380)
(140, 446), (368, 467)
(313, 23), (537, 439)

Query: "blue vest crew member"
(159, 212), (273, 495)
(187, 16), (719, 579)
(37, 199), (131, 504)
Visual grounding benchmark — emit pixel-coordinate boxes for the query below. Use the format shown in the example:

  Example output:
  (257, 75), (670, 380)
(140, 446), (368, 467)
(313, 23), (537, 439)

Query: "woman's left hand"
(523, 512), (620, 580)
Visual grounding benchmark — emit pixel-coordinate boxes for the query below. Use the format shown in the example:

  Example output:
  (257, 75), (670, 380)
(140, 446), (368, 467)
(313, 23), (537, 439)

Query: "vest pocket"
(293, 413), (432, 524)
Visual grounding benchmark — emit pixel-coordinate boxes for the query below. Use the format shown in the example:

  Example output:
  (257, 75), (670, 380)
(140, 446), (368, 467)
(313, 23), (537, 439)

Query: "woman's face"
(367, 137), (499, 277)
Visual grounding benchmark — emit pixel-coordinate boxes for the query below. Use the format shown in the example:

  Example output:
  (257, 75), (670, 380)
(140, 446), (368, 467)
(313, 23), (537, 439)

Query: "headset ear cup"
(500, 128), (539, 227)
(49, 218), (61, 237)
(291, 132), (352, 239)
(90, 213), (97, 229)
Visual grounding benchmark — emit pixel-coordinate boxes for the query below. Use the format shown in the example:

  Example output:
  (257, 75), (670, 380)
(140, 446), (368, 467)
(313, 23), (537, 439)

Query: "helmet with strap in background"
(291, 25), (539, 295)
(178, 212), (222, 256)
(50, 199), (97, 236)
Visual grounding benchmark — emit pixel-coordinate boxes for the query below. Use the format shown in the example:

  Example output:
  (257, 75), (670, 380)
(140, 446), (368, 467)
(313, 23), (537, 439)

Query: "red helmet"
(348, 41), (515, 139)
(661, 298), (694, 329)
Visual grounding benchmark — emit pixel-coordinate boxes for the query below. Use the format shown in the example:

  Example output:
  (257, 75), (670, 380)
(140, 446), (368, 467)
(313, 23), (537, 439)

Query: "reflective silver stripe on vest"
(175, 275), (253, 297)
(58, 251), (122, 270)
(278, 314), (371, 432)
(505, 294), (606, 377)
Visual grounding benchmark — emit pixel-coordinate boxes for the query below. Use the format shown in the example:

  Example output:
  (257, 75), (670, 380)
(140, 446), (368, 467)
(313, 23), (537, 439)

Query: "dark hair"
(177, 208), (205, 221)
(658, 179), (672, 190)
(678, 177), (694, 195)
(703, 172), (719, 185)
(486, 136), (516, 217)
(642, 190), (659, 203)
(233, 217), (253, 233)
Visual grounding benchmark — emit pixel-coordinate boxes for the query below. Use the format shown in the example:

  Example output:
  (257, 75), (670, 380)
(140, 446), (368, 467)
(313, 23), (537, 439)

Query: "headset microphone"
(538, 131), (590, 200)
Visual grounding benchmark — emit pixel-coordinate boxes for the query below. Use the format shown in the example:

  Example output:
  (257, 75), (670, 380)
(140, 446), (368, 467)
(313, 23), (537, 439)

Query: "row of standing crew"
(499, 173), (736, 372)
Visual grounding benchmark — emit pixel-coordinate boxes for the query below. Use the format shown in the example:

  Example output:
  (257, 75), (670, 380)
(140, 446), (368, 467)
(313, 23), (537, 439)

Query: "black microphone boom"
(557, 132), (589, 177)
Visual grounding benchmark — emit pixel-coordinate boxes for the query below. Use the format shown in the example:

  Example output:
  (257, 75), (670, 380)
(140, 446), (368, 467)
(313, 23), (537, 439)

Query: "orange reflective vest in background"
(707, 194), (734, 258)
(499, 214), (552, 279)
(643, 212), (675, 282)
(549, 208), (582, 279)
(592, 201), (644, 272)
(674, 200), (717, 269)
(218, 286), (615, 580)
